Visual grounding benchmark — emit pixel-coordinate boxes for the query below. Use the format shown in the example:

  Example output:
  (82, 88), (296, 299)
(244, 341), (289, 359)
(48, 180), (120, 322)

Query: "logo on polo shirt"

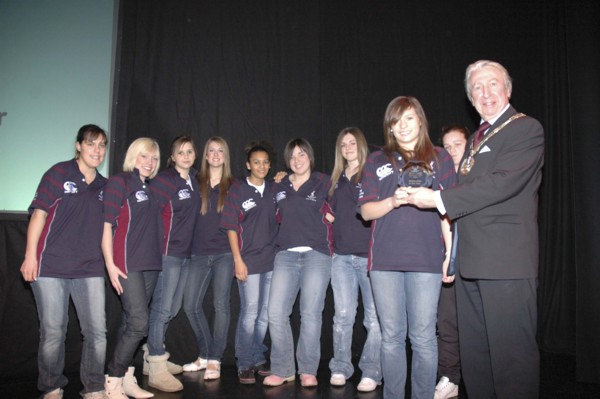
(275, 191), (286, 202)
(306, 191), (317, 202)
(429, 160), (436, 179)
(356, 182), (365, 199)
(376, 164), (393, 181)
(242, 198), (257, 211)
(178, 189), (191, 200)
(135, 191), (149, 203)
(98, 190), (103, 201)
(64, 181), (78, 194)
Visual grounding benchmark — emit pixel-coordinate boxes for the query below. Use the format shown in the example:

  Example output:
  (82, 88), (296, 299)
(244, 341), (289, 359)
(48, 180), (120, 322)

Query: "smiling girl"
(182, 137), (235, 381)
(102, 138), (161, 399)
(359, 97), (456, 398)
(263, 138), (333, 388)
(219, 142), (278, 384)
(21, 124), (108, 399)
(146, 136), (200, 392)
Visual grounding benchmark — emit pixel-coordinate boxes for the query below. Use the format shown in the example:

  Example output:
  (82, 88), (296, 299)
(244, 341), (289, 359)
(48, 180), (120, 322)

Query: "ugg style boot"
(142, 344), (183, 375)
(104, 375), (128, 399)
(123, 367), (154, 398)
(147, 353), (183, 392)
(43, 388), (63, 399)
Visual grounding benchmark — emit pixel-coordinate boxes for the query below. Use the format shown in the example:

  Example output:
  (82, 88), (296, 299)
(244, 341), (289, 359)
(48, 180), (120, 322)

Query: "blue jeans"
(235, 271), (272, 370)
(108, 270), (158, 376)
(370, 271), (441, 399)
(32, 277), (106, 394)
(329, 254), (382, 382)
(268, 250), (332, 377)
(184, 253), (234, 360)
(147, 256), (190, 355)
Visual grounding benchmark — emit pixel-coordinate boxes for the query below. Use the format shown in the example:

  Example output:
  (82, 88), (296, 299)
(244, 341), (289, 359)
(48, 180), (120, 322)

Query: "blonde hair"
(329, 127), (369, 197)
(122, 137), (160, 179)
(196, 136), (234, 214)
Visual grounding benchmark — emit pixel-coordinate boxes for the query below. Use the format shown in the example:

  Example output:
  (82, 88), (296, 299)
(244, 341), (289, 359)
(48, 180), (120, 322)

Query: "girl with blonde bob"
(102, 137), (162, 398)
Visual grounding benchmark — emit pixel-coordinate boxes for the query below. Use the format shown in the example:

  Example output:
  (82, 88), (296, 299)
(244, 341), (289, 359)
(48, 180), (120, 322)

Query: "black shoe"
(238, 368), (256, 384)
(254, 362), (271, 376)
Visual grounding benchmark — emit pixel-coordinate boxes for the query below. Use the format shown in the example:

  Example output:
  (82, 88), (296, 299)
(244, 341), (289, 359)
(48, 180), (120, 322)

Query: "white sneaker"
(183, 356), (208, 372)
(357, 377), (379, 392)
(434, 376), (459, 399)
(43, 388), (63, 399)
(329, 373), (346, 386)
(81, 391), (108, 399)
(204, 360), (221, 380)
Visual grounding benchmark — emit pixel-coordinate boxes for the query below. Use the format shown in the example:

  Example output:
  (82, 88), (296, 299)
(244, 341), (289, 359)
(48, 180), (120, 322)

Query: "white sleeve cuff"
(433, 190), (447, 215)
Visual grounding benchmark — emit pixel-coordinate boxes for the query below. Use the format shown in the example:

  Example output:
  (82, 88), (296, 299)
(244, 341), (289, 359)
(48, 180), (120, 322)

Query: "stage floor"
(1, 352), (597, 399)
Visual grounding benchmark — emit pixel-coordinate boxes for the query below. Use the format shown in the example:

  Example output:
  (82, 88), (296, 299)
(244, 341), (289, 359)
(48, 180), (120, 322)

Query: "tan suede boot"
(123, 367), (154, 398)
(147, 353), (183, 392)
(104, 375), (128, 399)
(142, 344), (183, 375)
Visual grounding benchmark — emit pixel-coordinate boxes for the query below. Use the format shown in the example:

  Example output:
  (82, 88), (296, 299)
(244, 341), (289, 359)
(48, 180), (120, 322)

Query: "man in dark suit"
(403, 60), (544, 398)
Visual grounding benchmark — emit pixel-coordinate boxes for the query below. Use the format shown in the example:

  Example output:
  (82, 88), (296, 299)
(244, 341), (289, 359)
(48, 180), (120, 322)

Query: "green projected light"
(0, 0), (115, 211)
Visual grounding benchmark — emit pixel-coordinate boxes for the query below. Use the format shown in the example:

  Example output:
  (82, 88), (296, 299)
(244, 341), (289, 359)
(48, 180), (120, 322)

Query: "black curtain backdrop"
(111, 0), (600, 382)
(1, 0), (599, 385)
(112, 0), (600, 382)
(565, 2), (600, 382)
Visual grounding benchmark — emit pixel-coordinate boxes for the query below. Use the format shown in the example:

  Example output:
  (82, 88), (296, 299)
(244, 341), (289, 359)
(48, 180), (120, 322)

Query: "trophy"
(398, 160), (433, 187)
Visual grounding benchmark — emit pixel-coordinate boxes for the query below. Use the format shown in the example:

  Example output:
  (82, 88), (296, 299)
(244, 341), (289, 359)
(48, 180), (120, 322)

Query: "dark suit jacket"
(441, 105), (544, 280)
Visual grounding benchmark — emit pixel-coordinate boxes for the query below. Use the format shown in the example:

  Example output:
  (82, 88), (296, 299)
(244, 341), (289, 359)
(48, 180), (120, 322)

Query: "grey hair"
(464, 60), (513, 102)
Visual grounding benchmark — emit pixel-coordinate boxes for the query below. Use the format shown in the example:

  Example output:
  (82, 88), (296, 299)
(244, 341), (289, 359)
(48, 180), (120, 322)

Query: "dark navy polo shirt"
(29, 159), (107, 278)
(192, 182), (232, 256)
(220, 179), (278, 274)
(330, 173), (371, 257)
(273, 171), (333, 256)
(150, 167), (200, 258)
(103, 170), (162, 273)
(358, 148), (456, 272)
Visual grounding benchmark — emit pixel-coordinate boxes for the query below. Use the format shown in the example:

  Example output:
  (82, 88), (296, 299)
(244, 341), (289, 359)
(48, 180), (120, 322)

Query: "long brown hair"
(196, 136), (234, 214)
(329, 127), (369, 197)
(382, 96), (437, 167)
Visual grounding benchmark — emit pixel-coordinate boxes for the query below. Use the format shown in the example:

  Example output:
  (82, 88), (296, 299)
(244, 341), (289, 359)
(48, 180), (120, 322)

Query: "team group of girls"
(22, 95), (464, 399)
